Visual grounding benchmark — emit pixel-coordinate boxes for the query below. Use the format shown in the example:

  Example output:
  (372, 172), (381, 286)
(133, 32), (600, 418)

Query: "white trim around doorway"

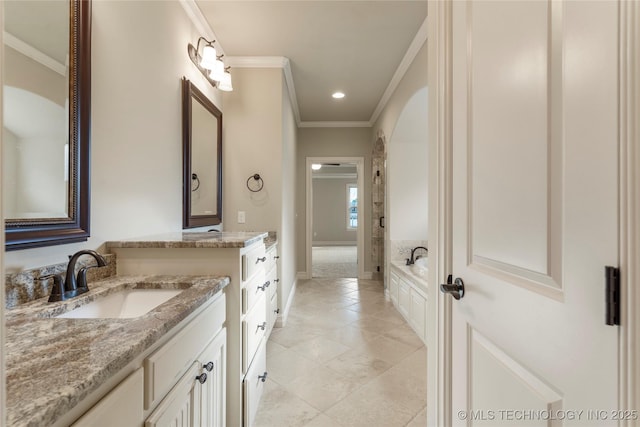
(306, 157), (365, 280)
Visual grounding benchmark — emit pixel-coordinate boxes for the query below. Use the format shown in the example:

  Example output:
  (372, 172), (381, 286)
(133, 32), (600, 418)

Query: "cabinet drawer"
(264, 247), (278, 275)
(243, 341), (267, 427)
(265, 265), (278, 300)
(242, 244), (266, 281)
(242, 292), (267, 373)
(242, 271), (268, 315)
(144, 294), (225, 410)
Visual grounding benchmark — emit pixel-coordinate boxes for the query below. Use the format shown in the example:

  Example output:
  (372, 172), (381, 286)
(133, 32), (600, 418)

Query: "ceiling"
(195, 1), (428, 125)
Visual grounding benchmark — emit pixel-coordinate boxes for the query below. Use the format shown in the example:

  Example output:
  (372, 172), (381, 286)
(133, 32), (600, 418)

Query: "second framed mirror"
(182, 77), (222, 228)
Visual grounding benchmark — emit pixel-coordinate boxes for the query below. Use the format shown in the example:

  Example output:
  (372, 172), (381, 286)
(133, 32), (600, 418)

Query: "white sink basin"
(411, 257), (428, 278)
(57, 289), (182, 319)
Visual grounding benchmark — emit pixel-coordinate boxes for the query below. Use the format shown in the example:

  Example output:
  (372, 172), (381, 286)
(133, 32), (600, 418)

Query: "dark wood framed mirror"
(182, 77), (223, 228)
(4, 0), (91, 250)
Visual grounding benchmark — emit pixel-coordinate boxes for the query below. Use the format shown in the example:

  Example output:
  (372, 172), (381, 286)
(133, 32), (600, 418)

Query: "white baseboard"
(312, 241), (357, 246)
(275, 278), (296, 328)
(296, 272), (308, 280)
(360, 271), (374, 280)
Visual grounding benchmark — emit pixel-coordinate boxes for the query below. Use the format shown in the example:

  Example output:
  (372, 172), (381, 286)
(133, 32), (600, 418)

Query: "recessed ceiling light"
(332, 92), (345, 99)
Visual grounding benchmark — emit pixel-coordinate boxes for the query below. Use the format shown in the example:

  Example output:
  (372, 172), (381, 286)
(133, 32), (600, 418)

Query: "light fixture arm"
(187, 37), (233, 91)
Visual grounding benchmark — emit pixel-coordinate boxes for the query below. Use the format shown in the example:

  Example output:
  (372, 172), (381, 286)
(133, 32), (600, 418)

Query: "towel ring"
(247, 174), (264, 192)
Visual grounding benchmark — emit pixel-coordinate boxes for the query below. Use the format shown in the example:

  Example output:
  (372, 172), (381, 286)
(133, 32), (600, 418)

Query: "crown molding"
(179, 0), (427, 129)
(179, 0), (225, 56)
(227, 56), (302, 125)
(299, 121), (372, 128)
(369, 15), (428, 125)
(4, 32), (66, 76)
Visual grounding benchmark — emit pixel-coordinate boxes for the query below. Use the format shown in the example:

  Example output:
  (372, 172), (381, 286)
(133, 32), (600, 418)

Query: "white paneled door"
(448, 1), (620, 425)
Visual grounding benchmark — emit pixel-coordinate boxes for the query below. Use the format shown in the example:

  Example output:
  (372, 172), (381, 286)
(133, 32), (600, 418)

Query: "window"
(347, 184), (358, 229)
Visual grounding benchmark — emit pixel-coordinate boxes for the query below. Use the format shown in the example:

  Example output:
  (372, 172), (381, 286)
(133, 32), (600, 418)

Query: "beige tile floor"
(254, 278), (427, 427)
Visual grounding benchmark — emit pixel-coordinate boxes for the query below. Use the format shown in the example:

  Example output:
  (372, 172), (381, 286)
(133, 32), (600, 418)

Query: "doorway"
(306, 157), (365, 279)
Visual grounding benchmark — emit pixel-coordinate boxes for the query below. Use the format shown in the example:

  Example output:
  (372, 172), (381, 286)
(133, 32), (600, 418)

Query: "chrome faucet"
(47, 250), (107, 302)
(406, 246), (428, 265)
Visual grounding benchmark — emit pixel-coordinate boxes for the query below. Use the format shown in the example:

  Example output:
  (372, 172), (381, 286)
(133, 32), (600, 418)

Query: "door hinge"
(605, 266), (620, 326)
(377, 266), (380, 272)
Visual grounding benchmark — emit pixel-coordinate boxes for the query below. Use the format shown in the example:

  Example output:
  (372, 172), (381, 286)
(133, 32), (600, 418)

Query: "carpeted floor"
(312, 246), (357, 278)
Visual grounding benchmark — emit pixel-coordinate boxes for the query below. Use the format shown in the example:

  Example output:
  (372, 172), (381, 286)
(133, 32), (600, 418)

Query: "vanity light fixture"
(187, 37), (233, 91)
(218, 68), (233, 92)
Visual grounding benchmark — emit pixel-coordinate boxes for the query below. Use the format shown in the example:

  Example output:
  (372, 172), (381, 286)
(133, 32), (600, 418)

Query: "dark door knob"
(195, 373), (207, 384)
(440, 274), (465, 300)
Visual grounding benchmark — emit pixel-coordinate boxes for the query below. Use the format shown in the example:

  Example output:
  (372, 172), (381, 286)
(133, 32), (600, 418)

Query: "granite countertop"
(5, 274), (229, 427)
(106, 231), (268, 249)
(390, 260), (428, 292)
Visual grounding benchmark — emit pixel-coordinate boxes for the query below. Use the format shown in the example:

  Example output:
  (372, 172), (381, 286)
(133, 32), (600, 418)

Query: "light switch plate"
(238, 211), (246, 224)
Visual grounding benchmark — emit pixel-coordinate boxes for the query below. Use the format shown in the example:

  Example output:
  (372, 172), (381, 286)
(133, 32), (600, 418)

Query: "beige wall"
(312, 177), (357, 244)
(5, 1), (222, 270)
(296, 127), (373, 274)
(222, 68), (297, 313)
(222, 68), (282, 233)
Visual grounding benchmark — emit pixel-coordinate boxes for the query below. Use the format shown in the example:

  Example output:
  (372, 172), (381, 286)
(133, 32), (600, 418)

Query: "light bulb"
(218, 71), (233, 92)
(210, 59), (225, 81)
(311, 164), (322, 170)
(200, 45), (217, 70)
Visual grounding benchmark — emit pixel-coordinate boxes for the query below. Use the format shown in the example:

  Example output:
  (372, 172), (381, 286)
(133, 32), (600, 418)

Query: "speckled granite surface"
(5, 254), (116, 309)
(5, 274), (229, 427)
(106, 231), (268, 249)
(264, 231), (277, 251)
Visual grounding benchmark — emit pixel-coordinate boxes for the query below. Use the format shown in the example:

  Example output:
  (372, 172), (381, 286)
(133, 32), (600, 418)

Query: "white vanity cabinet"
(110, 234), (270, 427)
(264, 244), (279, 337)
(389, 268), (427, 344)
(145, 328), (226, 427)
(72, 293), (226, 427)
(72, 368), (144, 427)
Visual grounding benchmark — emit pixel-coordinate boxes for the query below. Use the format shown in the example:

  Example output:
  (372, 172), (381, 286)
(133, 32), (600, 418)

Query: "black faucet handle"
(40, 274), (66, 302)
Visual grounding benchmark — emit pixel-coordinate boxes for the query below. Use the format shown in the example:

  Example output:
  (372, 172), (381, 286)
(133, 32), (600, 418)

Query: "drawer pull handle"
(257, 322), (267, 331)
(258, 372), (268, 382)
(256, 257), (266, 264)
(273, 279), (280, 283)
(196, 373), (207, 384)
(274, 256), (280, 260)
(258, 281), (270, 291)
(204, 361), (214, 372)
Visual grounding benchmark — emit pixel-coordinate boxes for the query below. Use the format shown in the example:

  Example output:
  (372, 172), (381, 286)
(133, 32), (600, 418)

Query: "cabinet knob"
(258, 322), (267, 331)
(256, 257), (266, 264)
(258, 281), (270, 291)
(204, 361), (214, 372)
(195, 373), (207, 384)
(275, 308), (280, 314)
(274, 256), (280, 260)
(273, 279), (280, 283)
(258, 372), (268, 382)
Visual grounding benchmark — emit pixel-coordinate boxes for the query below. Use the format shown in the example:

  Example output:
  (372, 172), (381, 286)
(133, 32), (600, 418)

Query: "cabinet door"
(145, 363), (200, 427)
(389, 272), (399, 305)
(409, 288), (426, 342)
(397, 279), (410, 319)
(73, 368), (144, 427)
(196, 329), (226, 427)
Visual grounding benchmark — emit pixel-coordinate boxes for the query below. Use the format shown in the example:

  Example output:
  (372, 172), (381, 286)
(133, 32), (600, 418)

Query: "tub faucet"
(50, 250), (107, 301)
(407, 246), (428, 265)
